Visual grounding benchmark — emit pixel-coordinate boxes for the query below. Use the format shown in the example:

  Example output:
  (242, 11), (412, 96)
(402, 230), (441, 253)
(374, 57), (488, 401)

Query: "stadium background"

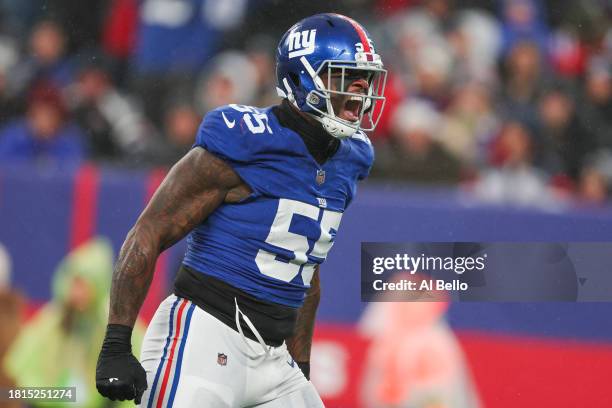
(0, 0), (612, 406)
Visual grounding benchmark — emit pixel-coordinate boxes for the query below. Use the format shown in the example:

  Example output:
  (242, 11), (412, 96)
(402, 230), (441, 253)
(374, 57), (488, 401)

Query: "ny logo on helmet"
(288, 29), (317, 59)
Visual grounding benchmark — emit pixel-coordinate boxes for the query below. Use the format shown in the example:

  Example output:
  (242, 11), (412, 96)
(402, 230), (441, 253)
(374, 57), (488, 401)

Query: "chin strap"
(309, 113), (358, 139)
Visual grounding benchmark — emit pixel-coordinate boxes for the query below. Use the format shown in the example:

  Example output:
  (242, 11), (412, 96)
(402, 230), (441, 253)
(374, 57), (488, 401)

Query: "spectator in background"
(195, 51), (258, 114)
(577, 165), (609, 206)
(371, 99), (463, 184)
(413, 39), (454, 109)
(130, 0), (248, 124)
(163, 101), (199, 158)
(535, 83), (593, 181)
(0, 243), (23, 408)
(244, 35), (280, 108)
(578, 58), (612, 152)
(68, 54), (152, 162)
(474, 121), (556, 208)
(439, 82), (499, 167)
(145, 100), (200, 166)
(0, 35), (21, 125)
(390, 8), (454, 109)
(499, 41), (543, 125)
(499, 0), (549, 56)
(3, 238), (145, 408)
(0, 84), (85, 165)
(448, 9), (502, 84)
(385, 9), (438, 88)
(133, 0), (246, 74)
(574, 149), (612, 206)
(8, 20), (74, 97)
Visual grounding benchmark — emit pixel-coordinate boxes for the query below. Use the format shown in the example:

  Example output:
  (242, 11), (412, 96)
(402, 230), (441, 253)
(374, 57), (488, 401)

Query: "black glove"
(96, 324), (147, 404)
(297, 361), (310, 380)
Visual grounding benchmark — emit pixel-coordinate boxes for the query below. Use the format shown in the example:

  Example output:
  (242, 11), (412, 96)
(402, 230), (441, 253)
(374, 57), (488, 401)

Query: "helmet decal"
(288, 29), (317, 59)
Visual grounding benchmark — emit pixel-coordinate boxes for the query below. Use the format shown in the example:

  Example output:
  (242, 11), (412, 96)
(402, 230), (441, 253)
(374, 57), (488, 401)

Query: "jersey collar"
(272, 99), (340, 165)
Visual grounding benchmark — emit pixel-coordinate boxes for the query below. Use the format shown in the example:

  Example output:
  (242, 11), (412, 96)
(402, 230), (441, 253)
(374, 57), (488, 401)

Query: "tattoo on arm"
(108, 147), (244, 326)
(287, 268), (321, 362)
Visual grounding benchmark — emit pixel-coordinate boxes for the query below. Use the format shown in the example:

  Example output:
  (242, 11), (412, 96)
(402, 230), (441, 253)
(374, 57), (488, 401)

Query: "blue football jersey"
(182, 104), (373, 308)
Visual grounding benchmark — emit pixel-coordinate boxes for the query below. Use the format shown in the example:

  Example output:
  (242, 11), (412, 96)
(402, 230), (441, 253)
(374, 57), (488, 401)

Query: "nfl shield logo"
(316, 169), (326, 185)
(217, 353), (227, 366)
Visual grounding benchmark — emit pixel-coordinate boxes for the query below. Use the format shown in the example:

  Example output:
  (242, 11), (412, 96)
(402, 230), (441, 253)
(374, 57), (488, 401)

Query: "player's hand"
(96, 324), (147, 404)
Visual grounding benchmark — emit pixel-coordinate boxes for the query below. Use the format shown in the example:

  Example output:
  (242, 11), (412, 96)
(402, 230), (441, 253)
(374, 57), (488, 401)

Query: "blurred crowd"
(369, 0), (612, 209)
(0, 0), (610, 207)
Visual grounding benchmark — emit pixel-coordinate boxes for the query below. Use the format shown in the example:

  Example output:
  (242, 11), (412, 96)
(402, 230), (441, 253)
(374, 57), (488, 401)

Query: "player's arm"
(109, 147), (244, 326)
(286, 266), (321, 380)
(96, 147), (245, 403)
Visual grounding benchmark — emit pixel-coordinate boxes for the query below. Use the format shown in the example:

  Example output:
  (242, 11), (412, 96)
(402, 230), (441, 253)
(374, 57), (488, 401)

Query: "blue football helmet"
(276, 13), (387, 138)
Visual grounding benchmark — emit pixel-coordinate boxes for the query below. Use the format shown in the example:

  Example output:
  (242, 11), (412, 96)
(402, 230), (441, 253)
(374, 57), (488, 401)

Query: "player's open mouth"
(341, 96), (363, 123)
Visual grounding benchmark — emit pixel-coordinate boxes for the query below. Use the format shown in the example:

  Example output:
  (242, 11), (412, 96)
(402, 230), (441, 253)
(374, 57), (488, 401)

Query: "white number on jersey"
(255, 198), (343, 285)
(229, 104), (272, 134)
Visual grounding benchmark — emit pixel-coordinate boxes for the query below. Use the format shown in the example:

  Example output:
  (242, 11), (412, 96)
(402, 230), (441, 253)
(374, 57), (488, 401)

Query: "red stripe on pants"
(156, 299), (188, 408)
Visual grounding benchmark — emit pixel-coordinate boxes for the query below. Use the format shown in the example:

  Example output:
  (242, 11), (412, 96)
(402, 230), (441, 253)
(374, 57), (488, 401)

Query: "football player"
(95, 13), (386, 407)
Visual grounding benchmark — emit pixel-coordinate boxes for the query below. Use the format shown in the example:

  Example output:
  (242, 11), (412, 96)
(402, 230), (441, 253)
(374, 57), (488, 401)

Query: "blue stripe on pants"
(147, 297), (181, 408)
(167, 303), (196, 407)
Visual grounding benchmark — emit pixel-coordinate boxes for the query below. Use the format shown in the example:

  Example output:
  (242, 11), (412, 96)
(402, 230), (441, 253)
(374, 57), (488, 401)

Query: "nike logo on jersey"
(108, 378), (119, 383)
(221, 112), (235, 128)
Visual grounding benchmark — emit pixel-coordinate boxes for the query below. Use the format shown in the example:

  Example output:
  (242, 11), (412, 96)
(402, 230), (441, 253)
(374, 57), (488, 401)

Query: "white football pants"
(138, 295), (324, 408)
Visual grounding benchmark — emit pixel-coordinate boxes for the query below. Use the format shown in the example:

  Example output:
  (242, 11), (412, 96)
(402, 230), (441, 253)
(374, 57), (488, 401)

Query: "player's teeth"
(349, 96), (363, 101)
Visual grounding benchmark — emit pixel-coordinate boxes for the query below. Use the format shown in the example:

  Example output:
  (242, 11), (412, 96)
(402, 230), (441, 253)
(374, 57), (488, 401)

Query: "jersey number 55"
(255, 198), (342, 286)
